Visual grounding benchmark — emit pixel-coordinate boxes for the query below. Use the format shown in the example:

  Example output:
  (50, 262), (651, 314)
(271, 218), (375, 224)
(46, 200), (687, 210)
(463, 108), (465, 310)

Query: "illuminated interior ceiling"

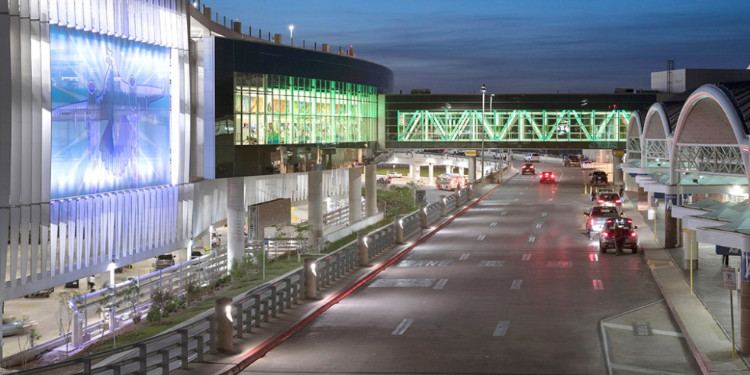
(396, 109), (630, 145)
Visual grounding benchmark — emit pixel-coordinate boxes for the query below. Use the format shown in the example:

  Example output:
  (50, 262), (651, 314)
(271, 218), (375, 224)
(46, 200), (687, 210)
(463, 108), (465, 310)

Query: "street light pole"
(481, 84), (486, 180)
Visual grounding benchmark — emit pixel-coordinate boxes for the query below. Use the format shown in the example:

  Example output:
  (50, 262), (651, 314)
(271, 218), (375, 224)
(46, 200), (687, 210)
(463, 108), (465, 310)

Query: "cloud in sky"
(219, 0), (750, 94)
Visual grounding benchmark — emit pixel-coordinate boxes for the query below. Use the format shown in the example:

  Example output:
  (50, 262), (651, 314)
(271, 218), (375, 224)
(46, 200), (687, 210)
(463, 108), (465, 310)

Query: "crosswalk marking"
(392, 318), (414, 335)
(522, 253), (532, 261)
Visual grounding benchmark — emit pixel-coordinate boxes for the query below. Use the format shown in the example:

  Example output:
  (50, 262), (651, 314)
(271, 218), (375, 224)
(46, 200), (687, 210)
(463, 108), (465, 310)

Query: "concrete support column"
(414, 165), (421, 182)
(740, 243), (750, 352)
(458, 167), (464, 176)
(226, 178), (245, 272)
(304, 258), (318, 299)
(440, 197), (447, 217)
(613, 153), (624, 187)
(446, 165), (452, 174)
(638, 185), (647, 209)
(394, 215), (404, 244)
(71, 313), (83, 347)
(214, 297), (234, 353)
(647, 191), (655, 220)
(308, 171), (324, 247)
(409, 164), (415, 179)
(428, 164), (434, 186)
(664, 193), (678, 248)
(348, 167), (362, 224)
(364, 165), (377, 217)
(469, 156), (477, 182)
(682, 229), (699, 270)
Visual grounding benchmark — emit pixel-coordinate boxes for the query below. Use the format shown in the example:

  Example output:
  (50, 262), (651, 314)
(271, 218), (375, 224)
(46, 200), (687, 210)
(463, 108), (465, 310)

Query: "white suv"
(524, 153), (540, 162)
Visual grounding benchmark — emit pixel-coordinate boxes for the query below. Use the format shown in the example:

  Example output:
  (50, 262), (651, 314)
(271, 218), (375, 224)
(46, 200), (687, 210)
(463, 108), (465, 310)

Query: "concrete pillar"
(469, 156), (476, 182)
(304, 258), (318, 299)
(214, 297), (234, 353)
(357, 233), (369, 266)
(308, 171), (324, 247)
(458, 167), (464, 176)
(613, 153), (624, 187)
(364, 165), (377, 217)
(682, 229), (698, 270)
(647, 191), (655, 220)
(664, 193), (678, 248)
(740, 243), (750, 352)
(226, 178), (245, 272)
(71, 313), (83, 347)
(348, 167), (362, 224)
(428, 164), (434, 186)
(414, 165), (421, 182)
(409, 164), (415, 180)
(420, 204), (428, 228)
(446, 165), (452, 174)
(637, 185), (647, 209)
(440, 198), (447, 217)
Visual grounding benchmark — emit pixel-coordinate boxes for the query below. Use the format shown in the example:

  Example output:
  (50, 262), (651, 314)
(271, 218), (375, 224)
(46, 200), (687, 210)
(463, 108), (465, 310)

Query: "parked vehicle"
(435, 173), (466, 191)
(24, 287), (54, 298)
(2, 317), (31, 337)
(386, 171), (402, 178)
(377, 176), (391, 184)
(65, 279), (80, 288)
(155, 254), (176, 270)
(599, 217), (639, 254)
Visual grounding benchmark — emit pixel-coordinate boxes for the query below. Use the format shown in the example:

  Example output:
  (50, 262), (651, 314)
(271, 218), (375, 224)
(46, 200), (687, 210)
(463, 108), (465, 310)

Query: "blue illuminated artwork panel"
(50, 25), (171, 199)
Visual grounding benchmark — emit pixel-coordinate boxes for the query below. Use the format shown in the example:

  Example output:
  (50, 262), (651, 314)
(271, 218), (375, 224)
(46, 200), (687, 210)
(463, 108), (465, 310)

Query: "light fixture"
(224, 305), (233, 323)
(310, 262), (317, 277)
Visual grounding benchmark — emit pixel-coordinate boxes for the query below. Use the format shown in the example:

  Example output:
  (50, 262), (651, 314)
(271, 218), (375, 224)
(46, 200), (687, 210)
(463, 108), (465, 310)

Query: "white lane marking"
(392, 318), (414, 335)
(369, 279), (435, 288)
(434, 278), (448, 290)
(522, 253), (532, 261)
(589, 253), (599, 262)
(500, 211), (508, 216)
(490, 221), (498, 227)
(513, 198), (519, 201)
(528, 236), (536, 243)
(535, 223), (543, 229)
(511, 279), (523, 290)
(398, 260), (452, 267)
(479, 260), (504, 267)
(602, 322), (684, 337)
(493, 321), (511, 336)
(459, 253), (470, 261)
(477, 234), (486, 241)
(593, 279), (604, 290)
(541, 212), (548, 217)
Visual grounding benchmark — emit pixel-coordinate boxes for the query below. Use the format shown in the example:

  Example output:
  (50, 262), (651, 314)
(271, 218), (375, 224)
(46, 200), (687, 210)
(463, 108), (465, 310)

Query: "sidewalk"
(623, 193), (750, 374)
(173, 181), (503, 375)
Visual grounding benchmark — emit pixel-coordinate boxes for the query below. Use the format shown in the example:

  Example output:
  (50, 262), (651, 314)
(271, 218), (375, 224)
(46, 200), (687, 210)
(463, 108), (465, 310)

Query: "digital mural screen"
(49, 25), (171, 199)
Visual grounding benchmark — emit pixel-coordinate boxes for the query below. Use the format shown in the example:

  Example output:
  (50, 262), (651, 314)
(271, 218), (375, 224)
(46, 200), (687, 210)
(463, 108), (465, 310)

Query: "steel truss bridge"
(390, 109), (631, 150)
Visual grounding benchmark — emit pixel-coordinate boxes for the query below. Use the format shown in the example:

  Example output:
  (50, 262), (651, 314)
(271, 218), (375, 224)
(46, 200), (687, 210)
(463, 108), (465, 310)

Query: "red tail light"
(630, 232), (637, 237)
(615, 199), (621, 203)
(551, 174), (556, 178)
(598, 199), (604, 204)
(601, 232), (609, 238)
(590, 218), (595, 226)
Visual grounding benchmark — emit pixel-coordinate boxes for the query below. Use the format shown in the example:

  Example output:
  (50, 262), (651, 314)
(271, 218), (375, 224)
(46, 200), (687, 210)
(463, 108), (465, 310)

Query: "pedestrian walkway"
(622, 192), (750, 374)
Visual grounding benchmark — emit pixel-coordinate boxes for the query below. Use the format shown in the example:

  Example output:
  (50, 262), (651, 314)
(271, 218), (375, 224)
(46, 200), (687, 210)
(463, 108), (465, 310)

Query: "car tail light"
(615, 199), (621, 203)
(590, 218), (595, 226)
(630, 232), (637, 238)
(551, 174), (555, 178)
(597, 199), (604, 204)
(601, 232), (609, 238)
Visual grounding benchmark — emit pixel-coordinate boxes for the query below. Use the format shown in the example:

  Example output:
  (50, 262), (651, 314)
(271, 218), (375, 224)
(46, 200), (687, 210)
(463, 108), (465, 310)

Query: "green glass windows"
(232, 73), (378, 145)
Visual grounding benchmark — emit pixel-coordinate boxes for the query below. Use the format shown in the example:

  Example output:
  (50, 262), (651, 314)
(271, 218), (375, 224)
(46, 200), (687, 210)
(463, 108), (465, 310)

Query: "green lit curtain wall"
(396, 109), (631, 143)
(230, 73), (378, 145)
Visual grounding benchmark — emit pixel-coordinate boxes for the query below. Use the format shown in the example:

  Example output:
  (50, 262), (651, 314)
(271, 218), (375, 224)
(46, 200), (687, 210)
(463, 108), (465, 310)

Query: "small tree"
(116, 282), (141, 323)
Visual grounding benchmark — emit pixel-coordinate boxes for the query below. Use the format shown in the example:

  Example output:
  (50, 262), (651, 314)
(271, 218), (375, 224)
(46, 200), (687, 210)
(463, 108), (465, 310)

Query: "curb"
(215, 176), (516, 374)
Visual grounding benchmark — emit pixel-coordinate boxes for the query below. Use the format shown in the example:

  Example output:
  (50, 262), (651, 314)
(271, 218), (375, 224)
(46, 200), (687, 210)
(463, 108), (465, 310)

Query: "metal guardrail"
(11, 193), (469, 374)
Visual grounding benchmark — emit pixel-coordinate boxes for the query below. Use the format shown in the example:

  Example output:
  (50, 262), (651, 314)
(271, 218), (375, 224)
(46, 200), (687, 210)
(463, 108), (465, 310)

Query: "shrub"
(146, 306), (161, 322)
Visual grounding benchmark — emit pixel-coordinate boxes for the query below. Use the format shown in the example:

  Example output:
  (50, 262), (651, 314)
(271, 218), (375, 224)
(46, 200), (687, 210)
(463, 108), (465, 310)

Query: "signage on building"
(464, 150), (477, 156)
(716, 246), (741, 256)
(723, 267), (738, 290)
(742, 252), (750, 282)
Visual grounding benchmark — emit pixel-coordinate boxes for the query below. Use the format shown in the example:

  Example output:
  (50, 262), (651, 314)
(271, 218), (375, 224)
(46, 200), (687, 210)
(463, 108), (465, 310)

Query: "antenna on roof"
(667, 60), (675, 94)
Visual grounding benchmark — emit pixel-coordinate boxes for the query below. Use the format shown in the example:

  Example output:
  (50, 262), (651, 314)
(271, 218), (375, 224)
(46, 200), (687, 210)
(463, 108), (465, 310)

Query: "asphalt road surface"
(243, 161), (700, 374)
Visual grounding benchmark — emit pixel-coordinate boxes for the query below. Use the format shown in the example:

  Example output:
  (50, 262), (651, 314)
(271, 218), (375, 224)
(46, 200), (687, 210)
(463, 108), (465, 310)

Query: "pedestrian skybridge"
(390, 109), (631, 150)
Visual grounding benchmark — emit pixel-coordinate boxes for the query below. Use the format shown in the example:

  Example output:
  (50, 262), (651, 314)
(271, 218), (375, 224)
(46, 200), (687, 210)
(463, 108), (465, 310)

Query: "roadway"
(240, 160), (700, 374)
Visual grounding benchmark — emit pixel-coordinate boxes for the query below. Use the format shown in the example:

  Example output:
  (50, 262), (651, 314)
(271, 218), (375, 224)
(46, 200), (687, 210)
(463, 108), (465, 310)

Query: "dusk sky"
(218, 0), (750, 94)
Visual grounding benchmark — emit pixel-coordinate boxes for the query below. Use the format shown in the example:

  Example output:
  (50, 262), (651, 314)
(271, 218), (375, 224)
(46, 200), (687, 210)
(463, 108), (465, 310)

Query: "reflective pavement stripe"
(511, 279), (523, 289)
(541, 212), (548, 217)
(392, 318), (414, 335)
(369, 279), (436, 288)
(433, 278), (448, 290)
(522, 253), (531, 261)
(479, 260), (504, 267)
(459, 253), (470, 261)
(528, 236), (536, 243)
(593, 279), (604, 290)
(535, 223), (543, 229)
(477, 234), (486, 241)
(490, 221), (498, 227)
(589, 253), (599, 262)
(493, 321), (511, 336)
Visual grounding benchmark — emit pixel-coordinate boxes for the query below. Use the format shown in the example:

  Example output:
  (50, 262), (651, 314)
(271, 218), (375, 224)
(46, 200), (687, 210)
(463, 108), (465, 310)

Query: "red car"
(521, 163), (536, 175)
(539, 171), (556, 183)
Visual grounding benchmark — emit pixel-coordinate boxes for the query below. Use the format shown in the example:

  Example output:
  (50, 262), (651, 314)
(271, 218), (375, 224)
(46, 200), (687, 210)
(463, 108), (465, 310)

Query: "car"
(589, 170), (608, 185)
(524, 153), (541, 162)
(521, 163), (536, 175)
(386, 171), (402, 178)
(191, 250), (204, 260)
(155, 254), (176, 270)
(595, 192), (622, 210)
(2, 317), (31, 337)
(583, 206), (621, 240)
(65, 279), (80, 288)
(565, 155), (581, 167)
(599, 217), (639, 254)
(538, 171), (556, 183)
(24, 287), (54, 298)
(377, 176), (391, 184)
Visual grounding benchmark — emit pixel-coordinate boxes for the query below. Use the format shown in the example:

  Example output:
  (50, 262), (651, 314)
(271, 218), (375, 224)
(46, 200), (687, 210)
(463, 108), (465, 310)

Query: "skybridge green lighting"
(397, 109), (631, 143)
(231, 73), (378, 145)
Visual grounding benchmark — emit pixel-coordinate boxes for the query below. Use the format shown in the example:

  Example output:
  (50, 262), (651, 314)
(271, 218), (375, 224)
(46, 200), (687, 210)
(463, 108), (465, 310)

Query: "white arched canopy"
(670, 84), (749, 185)
(642, 103), (676, 169)
(625, 111), (644, 167)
